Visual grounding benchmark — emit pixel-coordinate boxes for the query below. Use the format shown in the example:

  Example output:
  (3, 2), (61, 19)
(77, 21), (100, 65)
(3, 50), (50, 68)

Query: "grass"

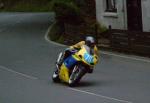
(48, 22), (62, 41)
(0, 1), (53, 12)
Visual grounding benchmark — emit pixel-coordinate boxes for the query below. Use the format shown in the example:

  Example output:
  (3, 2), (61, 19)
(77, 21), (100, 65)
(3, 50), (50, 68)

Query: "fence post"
(95, 24), (98, 44)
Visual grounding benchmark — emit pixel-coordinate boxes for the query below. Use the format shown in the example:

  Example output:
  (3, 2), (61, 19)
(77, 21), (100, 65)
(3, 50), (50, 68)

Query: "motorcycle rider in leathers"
(53, 36), (99, 77)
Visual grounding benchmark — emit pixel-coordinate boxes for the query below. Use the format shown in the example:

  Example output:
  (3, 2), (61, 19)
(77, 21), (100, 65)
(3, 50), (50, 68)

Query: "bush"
(48, 22), (62, 41)
(0, 0), (53, 12)
(52, 0), (83, 25)
(49, 0), (100, 44)
(94, 22), (107, 33)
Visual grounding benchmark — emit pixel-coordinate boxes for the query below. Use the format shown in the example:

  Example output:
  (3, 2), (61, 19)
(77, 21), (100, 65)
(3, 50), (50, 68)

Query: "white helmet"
(85, 36), (95, 48)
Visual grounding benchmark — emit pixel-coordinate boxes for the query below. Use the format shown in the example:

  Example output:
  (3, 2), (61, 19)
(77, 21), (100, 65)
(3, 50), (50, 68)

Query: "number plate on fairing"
(83, 53), (94, 64)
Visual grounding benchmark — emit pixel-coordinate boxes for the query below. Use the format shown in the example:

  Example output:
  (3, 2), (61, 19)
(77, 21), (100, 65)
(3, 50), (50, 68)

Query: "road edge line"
(0, 65), (38, 80)
(68, 88), (133, 103)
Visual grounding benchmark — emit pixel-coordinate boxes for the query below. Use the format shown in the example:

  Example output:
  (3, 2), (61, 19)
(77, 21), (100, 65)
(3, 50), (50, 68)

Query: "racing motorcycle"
(52, 45), (98, 86)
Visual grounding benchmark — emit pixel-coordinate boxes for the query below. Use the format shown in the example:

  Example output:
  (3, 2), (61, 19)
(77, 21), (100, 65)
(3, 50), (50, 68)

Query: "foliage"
(95, 22), (108, 33)
(52, 0), (83, 25)
(74, 0), (96, 17)
(48, 22), (62, 41)
(0, 0), (53, 12)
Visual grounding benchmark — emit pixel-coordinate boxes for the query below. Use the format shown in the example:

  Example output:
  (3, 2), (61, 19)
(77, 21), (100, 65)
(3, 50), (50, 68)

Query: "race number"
(84, 53), (94, 64)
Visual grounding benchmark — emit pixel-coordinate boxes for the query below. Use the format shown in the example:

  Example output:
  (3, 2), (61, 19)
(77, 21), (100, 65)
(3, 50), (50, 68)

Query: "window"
(105, 0), (117, 12)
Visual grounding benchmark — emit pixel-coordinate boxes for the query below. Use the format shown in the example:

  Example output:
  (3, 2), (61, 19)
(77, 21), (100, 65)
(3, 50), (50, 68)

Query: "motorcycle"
(52, 45), (98, 86)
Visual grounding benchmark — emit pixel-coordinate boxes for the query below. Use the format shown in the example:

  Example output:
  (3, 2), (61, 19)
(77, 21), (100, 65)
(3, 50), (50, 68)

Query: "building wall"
(96, 0), (127, 30)
(96, 0), (150, 32)
(141, 0), (150, 32)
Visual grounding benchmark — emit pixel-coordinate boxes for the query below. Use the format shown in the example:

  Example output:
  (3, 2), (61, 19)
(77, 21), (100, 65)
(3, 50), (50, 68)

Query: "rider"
(54, 36), (98, 75)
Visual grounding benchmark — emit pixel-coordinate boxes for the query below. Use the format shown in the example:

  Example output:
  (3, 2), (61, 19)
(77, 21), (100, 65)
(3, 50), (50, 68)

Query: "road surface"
(0, 13), (150, 103)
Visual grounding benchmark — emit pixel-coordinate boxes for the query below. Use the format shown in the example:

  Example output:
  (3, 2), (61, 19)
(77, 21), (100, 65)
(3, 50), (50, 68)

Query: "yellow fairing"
(59, 64), (69, 83)
(93, 54), (98, 64)
(73, 47), (98, 66)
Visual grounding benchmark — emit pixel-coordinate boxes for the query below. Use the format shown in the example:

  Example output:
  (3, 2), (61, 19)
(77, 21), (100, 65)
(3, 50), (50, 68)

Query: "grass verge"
(0, 1), (53, 12)
(48, 22), (64, 44)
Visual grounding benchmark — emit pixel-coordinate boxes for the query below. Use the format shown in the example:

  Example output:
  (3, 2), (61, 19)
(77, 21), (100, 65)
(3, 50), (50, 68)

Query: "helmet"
(85, 36), (95, 48)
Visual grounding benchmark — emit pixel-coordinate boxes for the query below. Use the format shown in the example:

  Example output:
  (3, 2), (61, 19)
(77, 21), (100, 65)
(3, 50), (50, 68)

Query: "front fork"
(56, 52), (63, 64)
(56, 52), (65, 68)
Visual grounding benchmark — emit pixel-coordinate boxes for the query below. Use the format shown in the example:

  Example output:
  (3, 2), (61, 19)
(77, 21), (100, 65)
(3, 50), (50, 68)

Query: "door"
(126, 0), (143, 31)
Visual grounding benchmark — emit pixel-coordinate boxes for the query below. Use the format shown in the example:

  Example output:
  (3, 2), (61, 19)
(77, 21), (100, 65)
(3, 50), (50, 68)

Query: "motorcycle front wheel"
(69, 64), (86, 87)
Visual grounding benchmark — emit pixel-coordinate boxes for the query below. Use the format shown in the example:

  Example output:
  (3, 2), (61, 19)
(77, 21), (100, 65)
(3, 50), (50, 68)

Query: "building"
(96, 0), (150, 32)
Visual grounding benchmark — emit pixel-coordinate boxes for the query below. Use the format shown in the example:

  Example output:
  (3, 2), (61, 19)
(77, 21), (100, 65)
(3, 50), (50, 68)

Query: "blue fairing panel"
(64, 56), (77, 69)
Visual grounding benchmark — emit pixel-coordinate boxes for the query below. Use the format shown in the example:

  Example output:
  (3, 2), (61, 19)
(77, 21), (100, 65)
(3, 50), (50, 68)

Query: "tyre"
(69, 65), (86, 87)
(52, 68), (60, 83)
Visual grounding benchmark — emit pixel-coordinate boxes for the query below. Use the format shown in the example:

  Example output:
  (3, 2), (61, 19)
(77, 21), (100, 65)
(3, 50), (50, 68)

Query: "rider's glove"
(65, 48), (73, 52)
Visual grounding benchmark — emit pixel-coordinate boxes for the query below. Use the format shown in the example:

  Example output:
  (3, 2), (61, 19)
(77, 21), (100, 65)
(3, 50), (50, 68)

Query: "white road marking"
(0, 65), (38, 80)
(101, 51), (150, 63)
(44, 22), (66, 47)
(68, 88), (133, 103)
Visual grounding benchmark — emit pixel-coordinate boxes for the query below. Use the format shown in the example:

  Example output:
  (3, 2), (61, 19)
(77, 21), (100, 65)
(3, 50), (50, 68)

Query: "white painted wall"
(96, 0), (127, 30)
(141, 0), (150, 32)
(96, 0), (150, 32)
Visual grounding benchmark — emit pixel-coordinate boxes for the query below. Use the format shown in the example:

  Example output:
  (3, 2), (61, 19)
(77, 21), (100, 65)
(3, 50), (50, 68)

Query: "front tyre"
(69, 65), (86, 87)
